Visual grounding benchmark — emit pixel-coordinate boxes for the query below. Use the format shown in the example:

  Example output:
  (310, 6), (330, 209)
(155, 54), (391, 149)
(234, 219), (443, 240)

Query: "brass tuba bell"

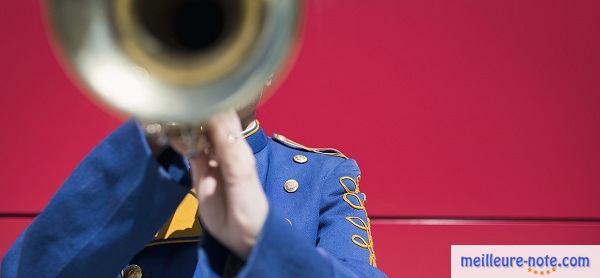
(46, 0), (302, 125)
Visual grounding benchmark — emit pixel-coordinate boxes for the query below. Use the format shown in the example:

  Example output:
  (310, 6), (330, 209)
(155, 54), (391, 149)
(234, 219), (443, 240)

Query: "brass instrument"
(46, 0), (302, 151)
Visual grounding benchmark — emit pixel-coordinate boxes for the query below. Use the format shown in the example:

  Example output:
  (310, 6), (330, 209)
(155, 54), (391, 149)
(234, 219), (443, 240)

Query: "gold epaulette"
(272, 133), (348, 159)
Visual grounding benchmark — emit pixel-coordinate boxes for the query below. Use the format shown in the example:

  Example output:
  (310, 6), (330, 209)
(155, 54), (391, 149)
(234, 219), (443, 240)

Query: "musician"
(2, 106), (385, 277)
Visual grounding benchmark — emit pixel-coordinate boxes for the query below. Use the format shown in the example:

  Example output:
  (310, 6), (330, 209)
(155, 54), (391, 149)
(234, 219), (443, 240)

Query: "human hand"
(170, 110), (268, 259)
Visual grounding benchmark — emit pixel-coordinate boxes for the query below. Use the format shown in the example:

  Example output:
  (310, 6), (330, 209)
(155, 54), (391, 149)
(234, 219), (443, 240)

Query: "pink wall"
(1, 0), (600, 276)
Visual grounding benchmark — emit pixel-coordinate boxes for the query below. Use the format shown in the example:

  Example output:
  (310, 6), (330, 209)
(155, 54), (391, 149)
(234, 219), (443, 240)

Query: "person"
(1, 104), (386, 277)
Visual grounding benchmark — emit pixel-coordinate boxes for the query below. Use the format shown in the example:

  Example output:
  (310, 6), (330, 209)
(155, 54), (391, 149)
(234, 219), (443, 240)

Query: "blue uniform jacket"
(2, 120), (386, 277)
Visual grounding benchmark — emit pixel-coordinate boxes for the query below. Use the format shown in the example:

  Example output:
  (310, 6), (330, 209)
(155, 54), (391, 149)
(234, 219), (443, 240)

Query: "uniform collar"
(243, 120), (268, 154)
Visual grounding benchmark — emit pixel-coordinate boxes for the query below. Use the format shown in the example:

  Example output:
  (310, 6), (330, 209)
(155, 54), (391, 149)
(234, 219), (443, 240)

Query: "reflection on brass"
(122, 264), (142, 278)
(113, 0), (263, 86)
(284, 179), (299, 193)
(46, 0), (302, 150)
(293, 154), (308, 164)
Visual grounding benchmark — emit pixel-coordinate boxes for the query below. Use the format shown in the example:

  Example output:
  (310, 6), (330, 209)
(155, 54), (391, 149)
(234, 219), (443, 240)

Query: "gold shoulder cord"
(339, 176), (377, 267)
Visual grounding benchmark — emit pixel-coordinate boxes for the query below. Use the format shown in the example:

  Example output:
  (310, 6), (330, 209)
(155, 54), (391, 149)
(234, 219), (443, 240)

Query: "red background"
(1, 0), (600, 277)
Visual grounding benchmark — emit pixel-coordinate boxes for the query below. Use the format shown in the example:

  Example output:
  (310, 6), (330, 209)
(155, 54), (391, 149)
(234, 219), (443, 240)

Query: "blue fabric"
(2, 121), (387, 277)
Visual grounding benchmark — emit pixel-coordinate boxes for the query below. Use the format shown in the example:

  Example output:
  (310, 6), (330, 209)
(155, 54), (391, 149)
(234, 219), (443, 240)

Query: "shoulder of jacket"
(271, 133), (348, 159)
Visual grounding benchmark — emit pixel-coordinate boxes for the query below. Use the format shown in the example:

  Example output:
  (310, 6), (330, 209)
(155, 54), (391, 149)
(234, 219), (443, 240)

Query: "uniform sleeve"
(1, 120), (191, 278)
(238, 159), (387, 277)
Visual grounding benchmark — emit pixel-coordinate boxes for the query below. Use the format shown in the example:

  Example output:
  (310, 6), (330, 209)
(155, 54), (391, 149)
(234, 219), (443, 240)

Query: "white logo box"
(451, 245), (600, 278)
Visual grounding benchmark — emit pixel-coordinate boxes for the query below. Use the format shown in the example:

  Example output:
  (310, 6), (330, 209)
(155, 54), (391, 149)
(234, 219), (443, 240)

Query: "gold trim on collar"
(242, 120), (260, 139)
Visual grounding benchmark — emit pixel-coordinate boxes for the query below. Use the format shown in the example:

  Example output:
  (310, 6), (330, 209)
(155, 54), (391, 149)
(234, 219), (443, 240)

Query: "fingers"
(186, 150), (211, 184)
(168, 128), (210, 159)
(195, 165), (220, 204)
(158, 109), (256, 189)
(206, 109), (257, 182)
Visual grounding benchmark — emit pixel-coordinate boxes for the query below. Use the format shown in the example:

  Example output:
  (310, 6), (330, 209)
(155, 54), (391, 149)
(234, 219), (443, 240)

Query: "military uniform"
(2, 120), (386, 277)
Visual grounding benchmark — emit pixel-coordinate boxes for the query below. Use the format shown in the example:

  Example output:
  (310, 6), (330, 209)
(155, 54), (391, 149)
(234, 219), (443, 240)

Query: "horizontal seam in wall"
(370, 216), (600, 225)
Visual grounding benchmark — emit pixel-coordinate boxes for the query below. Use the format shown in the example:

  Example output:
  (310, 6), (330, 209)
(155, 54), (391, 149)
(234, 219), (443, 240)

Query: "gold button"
(293, 154), (308, 164)
(122, 264), (142, 278)
(284, 179), (299, 193)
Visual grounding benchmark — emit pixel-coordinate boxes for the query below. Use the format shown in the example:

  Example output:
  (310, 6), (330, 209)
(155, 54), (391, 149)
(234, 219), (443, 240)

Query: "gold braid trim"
(339, 176), (377, 267)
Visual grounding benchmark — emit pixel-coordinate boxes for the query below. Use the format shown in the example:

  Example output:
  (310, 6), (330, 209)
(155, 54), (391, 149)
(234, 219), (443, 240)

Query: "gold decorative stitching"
(342, 193), (366, 210)
(351, 235), (370, 249)
(339, 176), (377, 267)
(345, 216), (369, 230)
